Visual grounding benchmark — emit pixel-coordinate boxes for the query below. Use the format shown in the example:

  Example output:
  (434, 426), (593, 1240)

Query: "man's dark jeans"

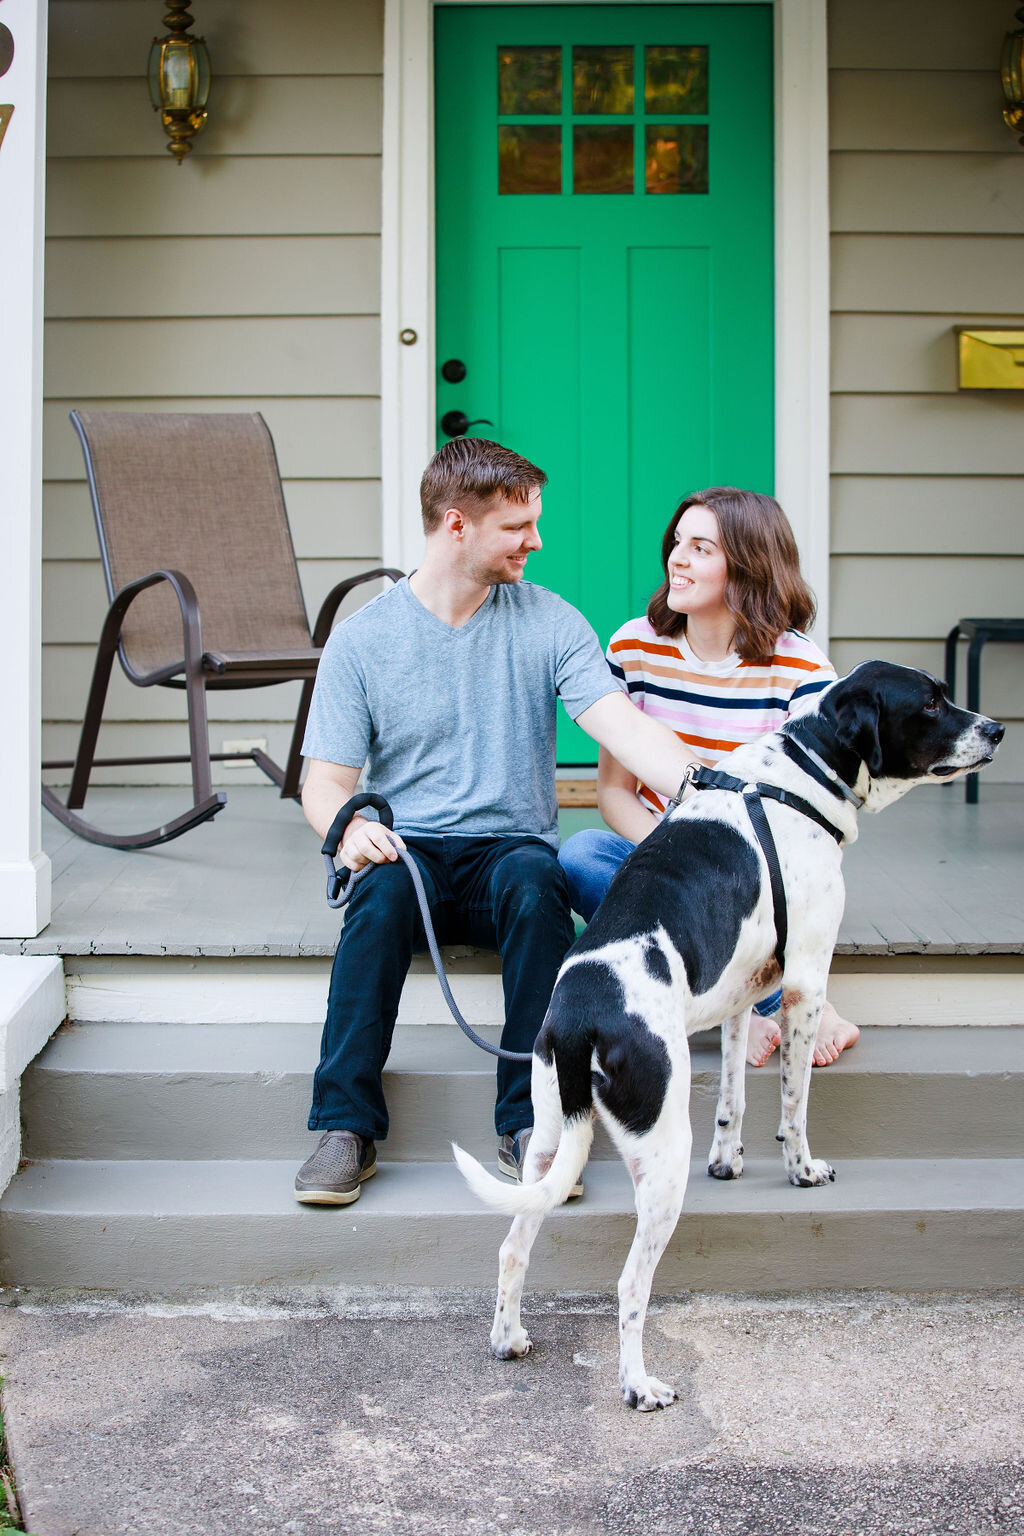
(309, 834), (576, 1141)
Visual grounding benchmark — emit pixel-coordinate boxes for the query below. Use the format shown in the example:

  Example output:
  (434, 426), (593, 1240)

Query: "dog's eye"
(923, 699), (942, 716)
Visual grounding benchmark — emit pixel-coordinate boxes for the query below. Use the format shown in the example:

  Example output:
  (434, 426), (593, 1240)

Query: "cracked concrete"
(0, 1287), (1021, 1536)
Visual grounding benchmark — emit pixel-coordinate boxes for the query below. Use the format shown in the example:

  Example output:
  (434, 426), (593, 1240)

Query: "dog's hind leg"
(614, 1081), (692, 1410)
(490, 1055), (564, 1361)
(707, 1007), (750, 1179)
(777, 985), (835, 1187)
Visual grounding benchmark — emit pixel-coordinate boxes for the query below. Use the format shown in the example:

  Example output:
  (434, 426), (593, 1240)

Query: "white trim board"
(380, 0), (831, 637)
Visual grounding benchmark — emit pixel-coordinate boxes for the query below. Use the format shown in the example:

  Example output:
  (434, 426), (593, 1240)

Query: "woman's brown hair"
(646, 487), (816, 663)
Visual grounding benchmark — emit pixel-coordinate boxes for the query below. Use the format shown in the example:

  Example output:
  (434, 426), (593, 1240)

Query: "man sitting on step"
(295, 436), (701, 1205)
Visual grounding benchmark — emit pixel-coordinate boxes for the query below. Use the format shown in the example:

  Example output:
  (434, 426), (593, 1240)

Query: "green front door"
(435, 4), (774, 762)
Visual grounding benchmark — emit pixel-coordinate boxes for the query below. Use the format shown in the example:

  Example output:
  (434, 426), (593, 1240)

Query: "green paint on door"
(435, 4), (774, 761)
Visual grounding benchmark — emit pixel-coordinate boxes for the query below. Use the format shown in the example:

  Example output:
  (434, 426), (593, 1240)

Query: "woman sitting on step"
(558, 485), (860, 1067)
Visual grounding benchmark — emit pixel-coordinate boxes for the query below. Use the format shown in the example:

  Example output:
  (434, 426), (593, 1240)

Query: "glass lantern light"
(1002, 5), (1024, 147)
(148, 1), (211, 165)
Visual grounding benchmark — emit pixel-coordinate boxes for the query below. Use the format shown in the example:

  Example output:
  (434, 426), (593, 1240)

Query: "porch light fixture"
(1002, 4), (1024, 146)
(148, 1), (211, 165)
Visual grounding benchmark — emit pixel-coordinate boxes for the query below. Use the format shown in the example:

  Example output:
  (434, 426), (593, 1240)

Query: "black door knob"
(441, 410), (493, 438)
(441, 358), (467, 383)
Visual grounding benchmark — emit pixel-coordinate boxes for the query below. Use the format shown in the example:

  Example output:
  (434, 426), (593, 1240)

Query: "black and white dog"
(454, 663), (1003, 1411)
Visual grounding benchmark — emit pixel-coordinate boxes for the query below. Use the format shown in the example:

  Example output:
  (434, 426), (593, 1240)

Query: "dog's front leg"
(777, 986), (835, 1187)
(707, 1007), (750, 1179)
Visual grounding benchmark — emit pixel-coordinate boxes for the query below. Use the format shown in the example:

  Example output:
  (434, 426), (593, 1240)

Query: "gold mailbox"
(956, 328), (1024, 390)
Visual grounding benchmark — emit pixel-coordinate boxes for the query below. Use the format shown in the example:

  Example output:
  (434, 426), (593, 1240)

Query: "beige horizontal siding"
(48, 0), (383, 78)
(828, 0), (1024, 777)
(47, 157), (381, 238)
(43, 0), (386, 776)
(827, 0), (1013, 71)
(44, 318), (381, 398)
(830, 557), (1024, 640)
(44, 397), (381, 481)
(47, 76), (383, 158)
(830, 314), (1024, 394)
(43, 479), (384, 563)
(831, 478), (1024, 556)
(832, 153), (1024, 235)
(45, 237), (381, 318)
(831, 395), (1024, 476)
(830, 71), (1011, 153)
(42, 722), (314, 788)
(832, 235), (1024, 314)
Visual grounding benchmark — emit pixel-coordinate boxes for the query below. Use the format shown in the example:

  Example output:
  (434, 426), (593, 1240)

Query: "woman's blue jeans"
(558, 828), (782, 1017)
(310, 834), (575, 1142)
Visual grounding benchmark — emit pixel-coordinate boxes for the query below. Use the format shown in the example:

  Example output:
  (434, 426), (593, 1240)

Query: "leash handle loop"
(320, 792), (532, 1063)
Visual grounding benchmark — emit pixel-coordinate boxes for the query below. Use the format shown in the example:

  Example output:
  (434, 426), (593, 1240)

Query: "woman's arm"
(596, 746), (662, 843)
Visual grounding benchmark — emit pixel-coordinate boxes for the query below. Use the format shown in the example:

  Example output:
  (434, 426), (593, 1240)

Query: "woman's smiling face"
(666, 503), (729, 619)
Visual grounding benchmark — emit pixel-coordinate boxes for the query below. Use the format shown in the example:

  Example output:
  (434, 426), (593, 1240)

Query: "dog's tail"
(452, 1112), (593, 1217)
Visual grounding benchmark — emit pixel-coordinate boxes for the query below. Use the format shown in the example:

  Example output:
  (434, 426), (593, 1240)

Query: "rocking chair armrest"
(309, 567), (405, 648)
(107, 567), (206, 687)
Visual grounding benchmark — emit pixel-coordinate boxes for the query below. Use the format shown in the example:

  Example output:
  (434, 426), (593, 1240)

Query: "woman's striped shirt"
(606, 619), (837, 815)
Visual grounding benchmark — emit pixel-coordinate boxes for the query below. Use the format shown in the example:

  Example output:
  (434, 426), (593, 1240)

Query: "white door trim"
(381, 0), (830, 637)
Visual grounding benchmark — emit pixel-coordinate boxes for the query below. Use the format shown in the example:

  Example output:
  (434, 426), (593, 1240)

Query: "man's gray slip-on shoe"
(295, 1131), (377, 1205)
(497, 1127), (583, 1199)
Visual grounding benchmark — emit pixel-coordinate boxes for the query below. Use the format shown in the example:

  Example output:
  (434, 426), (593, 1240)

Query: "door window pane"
(574, 125), (634, 194)
(498, 46), (562, 115)
(499, 125), (562, 193)
(572, 45), (634, 114)
(645, 45), (709, 114)
(646, 124), (709, 194)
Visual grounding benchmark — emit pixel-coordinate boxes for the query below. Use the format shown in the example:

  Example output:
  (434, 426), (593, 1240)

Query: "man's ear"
(831, 686), (884, 777)
(443, 506), (466, 538)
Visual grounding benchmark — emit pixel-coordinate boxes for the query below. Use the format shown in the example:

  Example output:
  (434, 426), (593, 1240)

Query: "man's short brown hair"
(419, 437), (547, 534)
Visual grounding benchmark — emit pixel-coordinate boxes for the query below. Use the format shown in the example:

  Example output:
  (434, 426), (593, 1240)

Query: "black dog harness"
(673, 760), (848, 972)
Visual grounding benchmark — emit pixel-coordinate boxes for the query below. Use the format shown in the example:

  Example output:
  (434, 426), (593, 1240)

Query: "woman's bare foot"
(746, 1014), (781, 1067)
(812, 1000), (860, 1066)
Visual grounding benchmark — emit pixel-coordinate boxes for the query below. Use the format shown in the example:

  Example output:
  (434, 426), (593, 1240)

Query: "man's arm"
(575, 690), (700, 801)
(301, 759), (406, 873)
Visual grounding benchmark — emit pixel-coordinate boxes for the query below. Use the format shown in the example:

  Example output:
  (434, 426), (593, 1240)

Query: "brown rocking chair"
(42, 410), (402, 849)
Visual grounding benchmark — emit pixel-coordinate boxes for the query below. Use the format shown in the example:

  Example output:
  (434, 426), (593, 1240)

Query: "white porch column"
(0, 0), (50, 937)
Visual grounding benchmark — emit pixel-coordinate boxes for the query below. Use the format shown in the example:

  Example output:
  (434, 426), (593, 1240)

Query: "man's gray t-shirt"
(302, 577), (619, 846)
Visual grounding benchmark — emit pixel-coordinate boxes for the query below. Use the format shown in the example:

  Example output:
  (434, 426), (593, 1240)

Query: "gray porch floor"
(6, 783), (1024, 958)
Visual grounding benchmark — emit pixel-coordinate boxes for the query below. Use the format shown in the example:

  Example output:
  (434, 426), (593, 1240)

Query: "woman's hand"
(597, 746), (662, 843)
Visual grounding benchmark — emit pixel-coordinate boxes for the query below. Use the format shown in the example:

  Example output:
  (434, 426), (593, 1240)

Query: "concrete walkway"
(1, 1287), (1021, 1536)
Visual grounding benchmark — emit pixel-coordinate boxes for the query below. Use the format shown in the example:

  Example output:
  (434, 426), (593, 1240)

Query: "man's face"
(459, 487), (543, 586)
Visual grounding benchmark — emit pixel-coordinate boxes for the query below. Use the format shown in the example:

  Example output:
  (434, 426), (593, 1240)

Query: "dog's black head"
(801, 661), (1004, 811)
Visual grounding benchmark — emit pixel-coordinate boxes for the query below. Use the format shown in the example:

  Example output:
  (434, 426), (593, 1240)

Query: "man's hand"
(301, 758), (407, 871)
(339, 815), (407, 874)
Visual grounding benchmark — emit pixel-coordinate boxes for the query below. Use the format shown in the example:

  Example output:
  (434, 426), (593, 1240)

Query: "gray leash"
(322, 793), (533, 1063)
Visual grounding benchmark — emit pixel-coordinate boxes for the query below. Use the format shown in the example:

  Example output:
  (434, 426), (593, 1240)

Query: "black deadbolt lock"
(441, 358), (467, 383)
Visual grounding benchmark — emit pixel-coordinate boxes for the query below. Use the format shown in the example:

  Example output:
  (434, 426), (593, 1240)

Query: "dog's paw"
(491, 1326), (532, 1360)
(707, 1133), (743, 1180)
(622, 1376), (678, 1412)
(707, 1152), (743, 1180)
(789, 1157), (836, 1187)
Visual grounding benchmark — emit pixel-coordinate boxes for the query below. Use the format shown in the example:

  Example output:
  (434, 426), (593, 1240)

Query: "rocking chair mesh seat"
(42, 410), (402, 850)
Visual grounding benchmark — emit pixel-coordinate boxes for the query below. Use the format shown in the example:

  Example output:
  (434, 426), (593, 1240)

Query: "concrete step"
(1, 1156), (1021, 1291)
(20, 1023), (1024, 1163)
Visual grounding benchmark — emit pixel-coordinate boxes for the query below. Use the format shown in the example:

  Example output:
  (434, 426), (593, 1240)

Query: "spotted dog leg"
(615, 1072), (692, 1411)
(707, 1006), (751, 1179)
(777, 986), (835, 1187)
(489, 1056), (561, 1361)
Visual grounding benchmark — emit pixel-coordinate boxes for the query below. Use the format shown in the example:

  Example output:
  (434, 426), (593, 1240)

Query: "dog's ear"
(831, 685), (884, 777)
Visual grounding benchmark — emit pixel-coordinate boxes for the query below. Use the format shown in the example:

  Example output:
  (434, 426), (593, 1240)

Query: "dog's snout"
(983, 718), (1005, 745)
